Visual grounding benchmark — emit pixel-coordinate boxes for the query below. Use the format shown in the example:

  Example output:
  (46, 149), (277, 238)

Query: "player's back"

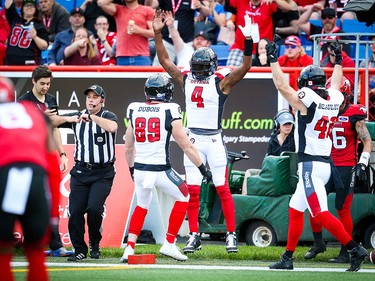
(295, 87), (344, 157)
(126, 101), (182, 170)
(0, 102), (48, 168)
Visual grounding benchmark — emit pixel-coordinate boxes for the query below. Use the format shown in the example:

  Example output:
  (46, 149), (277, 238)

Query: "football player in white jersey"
(266, 40), (368, 272)
(121, 74), (212, 263)
(153, 11), (254, 254)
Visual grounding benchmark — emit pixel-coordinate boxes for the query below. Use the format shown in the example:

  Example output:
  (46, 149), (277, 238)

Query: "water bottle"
(26, 22), (34, 39)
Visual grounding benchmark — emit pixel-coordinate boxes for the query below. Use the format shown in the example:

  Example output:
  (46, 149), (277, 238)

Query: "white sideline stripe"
(11, 262), (375, 273)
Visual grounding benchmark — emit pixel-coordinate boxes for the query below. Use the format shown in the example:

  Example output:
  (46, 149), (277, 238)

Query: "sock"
(187, 185), (201, 233)
(127, 241), (135, 249)
(24, 243), (48, 281)
(337, 194), (353, 235)
(166, 201), (188, 244)
(314, 211), (352, 246)
(216, 184), (236, 232)
(0, 242), (13, 281)
(286, 208), (304, 252)
(128, 206), (148, 237)
(284, 250), (294, 258)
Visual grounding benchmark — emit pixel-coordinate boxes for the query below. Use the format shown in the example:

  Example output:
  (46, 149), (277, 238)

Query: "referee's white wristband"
(359, 151), (371, 166)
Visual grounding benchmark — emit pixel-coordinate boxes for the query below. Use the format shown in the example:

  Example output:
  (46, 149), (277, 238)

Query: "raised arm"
(266, 41), (306, 113)
(164, 11), (185, 54)
(220, 15), (252, 94)
(153, 10), (184, 87)
(329, 39), (343, 91)
(297, 4), (322, 34)
(97, 0), (116, 16)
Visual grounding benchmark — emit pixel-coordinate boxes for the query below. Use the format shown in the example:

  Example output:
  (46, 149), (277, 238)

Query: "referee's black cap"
(84, 85), (106, 99)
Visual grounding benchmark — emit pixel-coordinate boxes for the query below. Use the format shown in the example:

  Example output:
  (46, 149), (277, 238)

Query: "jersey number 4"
(314, 116), (337, 139)
(135, 117), (160, 142)
(191, 86), (205, 108)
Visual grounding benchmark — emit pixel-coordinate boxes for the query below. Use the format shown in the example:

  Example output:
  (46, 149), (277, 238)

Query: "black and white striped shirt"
(61, 109), (117, 163)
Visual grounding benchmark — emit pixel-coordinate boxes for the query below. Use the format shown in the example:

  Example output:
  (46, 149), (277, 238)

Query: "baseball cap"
(194, 30), (210, 40)
(22, 0), (36, 7)
(284, 35), (301, 47)
(277, 111), (295, 126)
(321, 8), (336, 18)
(70, 7), (85, 16)
(84, 85), (106, 99)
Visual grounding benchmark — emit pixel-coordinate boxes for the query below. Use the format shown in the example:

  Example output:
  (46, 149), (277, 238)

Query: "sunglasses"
(285, 45), (297, 49)
(322, 15), (335, 20)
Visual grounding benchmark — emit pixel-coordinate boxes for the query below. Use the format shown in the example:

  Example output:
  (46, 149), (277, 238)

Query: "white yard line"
(11, 262), (375, 273)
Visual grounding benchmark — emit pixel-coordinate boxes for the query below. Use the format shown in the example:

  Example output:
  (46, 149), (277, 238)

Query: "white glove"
(238, 15), (252, 37)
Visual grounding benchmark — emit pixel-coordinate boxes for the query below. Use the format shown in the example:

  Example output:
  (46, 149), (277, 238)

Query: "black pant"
(0, 164), (49, 243)
(68, 164), (115, 255)
(325, 166), (353, 210)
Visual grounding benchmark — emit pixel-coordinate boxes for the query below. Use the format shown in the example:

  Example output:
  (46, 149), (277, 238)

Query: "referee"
(52, 84), (118, 261)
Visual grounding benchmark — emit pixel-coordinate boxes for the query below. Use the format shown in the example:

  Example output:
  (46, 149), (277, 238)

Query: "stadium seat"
(211, 44), (230, 66)
(350, 43), (373, 62)
(309, 19), (323, 27)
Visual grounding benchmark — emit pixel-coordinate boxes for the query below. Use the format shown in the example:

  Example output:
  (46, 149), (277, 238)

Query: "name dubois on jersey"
(318, 103), (340, 110)
(138, 107), (160, 112)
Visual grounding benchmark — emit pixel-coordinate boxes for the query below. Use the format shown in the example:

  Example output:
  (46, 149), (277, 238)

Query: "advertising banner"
(7, 71), (279, 171)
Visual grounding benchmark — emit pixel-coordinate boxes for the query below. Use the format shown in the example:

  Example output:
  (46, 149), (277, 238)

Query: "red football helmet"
(326, 76), (352, 103)
(0, 76), (15, 103)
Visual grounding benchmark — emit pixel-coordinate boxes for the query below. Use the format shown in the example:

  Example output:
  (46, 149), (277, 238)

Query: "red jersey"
(0, 102), (49, 169)
(229, 0), (277, 52)
(330, 104), (367, 166)
(96, 31), (117, 65)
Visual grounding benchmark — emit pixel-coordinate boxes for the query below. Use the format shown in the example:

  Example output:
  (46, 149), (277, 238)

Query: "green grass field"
(11, 244), (375, 280)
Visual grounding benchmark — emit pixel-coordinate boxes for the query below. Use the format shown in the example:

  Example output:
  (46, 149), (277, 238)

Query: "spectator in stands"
(225, 0), (293, 67)
(360, 35), (375, 120)
(80, 0), (117, 36)
(39, 0), (70, 44)
(278, 35), (313, 89)
(252, 38), (271, 67)
(267, 109), (295, 156)
(63, 26), (101, 65)
(194, 0), (226, 45)
(94, 15), (116, 65)
(0, 5), (10, 44)
(327, 0), (357, 25)
(163, 10), (210, 67)
(321, 41), (355, 86)
(295, 0), (325, 20)
(297, 5), (350, 59)
(0, 42), (5, 64)
(273, 0), (299, 45)
(144, 0), (208, 66)
(48, 7), (92, 65)
(98, 0), (154, 66)
(5, 0), (49, 65)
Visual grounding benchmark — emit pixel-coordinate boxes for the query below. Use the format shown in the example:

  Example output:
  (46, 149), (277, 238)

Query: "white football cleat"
(159, 240), (188, 261)
(120, 245), (134, 263)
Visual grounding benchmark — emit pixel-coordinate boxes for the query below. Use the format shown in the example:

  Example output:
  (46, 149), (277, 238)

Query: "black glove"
(330, 38), (342, 65)
(266, 41), (278, 63)
(352, 163), (367, 182)
(198, 164), (213, 184)
(129, 166), (134, 182)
